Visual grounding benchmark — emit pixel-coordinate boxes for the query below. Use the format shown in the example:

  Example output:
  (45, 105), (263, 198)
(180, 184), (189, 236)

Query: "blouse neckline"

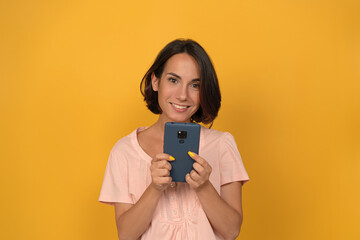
(132, 126), (206, 162)
(133, 127), (152, 162)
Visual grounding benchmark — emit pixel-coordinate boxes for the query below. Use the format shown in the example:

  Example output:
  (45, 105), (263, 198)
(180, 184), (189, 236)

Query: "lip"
(170, 102), (190, 112)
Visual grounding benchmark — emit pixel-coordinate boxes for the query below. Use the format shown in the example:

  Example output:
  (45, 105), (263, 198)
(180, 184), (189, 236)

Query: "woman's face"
(152, 53), (201, 123)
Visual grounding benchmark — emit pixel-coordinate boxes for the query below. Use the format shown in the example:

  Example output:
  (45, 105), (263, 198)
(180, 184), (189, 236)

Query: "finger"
(188, 151), (206, 166)
(155, 160), (172, 171)
(188, 151), (212, 173)
(186, 173), (199, 188)
(164, 161), (172, 171)
(153, 168), (170, 177)
(152, 153), (175, 162)
(154, 176), (172, 185)
(193, 162), (205, 175)
(152, 159), (170, 168)
(189, 170), (201, 182)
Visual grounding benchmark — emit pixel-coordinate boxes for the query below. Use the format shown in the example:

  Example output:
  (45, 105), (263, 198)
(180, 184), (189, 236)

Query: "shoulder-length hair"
(140, 39), (221, 125)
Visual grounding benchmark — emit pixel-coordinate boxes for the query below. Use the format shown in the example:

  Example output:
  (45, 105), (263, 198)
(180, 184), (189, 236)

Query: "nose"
(175, 84), (187, 101)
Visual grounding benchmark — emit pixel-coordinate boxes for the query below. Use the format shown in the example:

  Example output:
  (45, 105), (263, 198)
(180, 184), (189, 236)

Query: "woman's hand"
(150, 153), (174, 191)
(186, 151), (212, 191)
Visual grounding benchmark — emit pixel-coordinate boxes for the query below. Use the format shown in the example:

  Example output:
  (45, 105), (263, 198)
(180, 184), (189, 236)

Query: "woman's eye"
(168, 78), (178, 83)
(191, 83), (200, 89)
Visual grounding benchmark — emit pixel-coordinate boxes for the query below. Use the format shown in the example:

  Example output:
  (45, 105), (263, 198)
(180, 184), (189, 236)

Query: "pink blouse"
(99, 126), (249, 239)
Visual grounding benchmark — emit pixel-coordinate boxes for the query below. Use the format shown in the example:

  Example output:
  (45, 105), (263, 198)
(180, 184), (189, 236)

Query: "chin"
(169, 118), (191, 123)
(161, 106), (198, 123)
(167, 114), (192, 123)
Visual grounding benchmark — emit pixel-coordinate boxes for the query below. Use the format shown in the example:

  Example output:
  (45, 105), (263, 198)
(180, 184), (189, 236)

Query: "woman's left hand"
(186, 151), (212, 191)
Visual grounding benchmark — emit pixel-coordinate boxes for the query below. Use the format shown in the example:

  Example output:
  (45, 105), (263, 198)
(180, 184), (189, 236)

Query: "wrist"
(150, 182), (167, 193)
(194, 180), (212, 193)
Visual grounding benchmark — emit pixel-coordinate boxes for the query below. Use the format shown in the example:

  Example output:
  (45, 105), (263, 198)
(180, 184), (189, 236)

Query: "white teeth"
(171, 103), (188, 109)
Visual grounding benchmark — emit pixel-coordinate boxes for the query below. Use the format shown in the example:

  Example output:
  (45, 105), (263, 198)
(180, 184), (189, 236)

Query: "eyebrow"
(166, 72), (200, 82)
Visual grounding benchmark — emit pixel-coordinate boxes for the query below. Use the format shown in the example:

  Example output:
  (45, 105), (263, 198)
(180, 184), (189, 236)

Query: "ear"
(151, 72), (159, 91)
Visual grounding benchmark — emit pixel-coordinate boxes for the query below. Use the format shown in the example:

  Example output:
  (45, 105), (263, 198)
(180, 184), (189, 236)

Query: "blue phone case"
(163, 122), (201, 182)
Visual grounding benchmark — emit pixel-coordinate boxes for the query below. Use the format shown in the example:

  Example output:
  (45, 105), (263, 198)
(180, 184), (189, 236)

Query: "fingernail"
(169, 156), (175, 161)
(188, 151), (194, 157)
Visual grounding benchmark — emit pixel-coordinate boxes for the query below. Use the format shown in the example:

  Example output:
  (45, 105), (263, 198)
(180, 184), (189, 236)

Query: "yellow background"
(1, 0), (359, 239)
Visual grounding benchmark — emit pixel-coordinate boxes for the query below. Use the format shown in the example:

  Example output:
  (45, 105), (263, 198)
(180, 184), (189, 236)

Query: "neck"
(151, 119), (166, 137)
(151, 115), (190, 135)
(145, 115), (168, 140)
(148, 114), (193, 139)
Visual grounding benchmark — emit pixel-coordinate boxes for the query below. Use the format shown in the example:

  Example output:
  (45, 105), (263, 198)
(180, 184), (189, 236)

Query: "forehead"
(163, 53), (200, 78)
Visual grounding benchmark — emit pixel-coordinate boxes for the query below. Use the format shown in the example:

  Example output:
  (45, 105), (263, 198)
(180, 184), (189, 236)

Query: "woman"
(99, 39), (249, 240)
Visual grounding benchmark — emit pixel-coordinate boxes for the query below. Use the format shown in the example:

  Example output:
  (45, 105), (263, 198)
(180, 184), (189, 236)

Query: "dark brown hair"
(140, 39), (221, 125)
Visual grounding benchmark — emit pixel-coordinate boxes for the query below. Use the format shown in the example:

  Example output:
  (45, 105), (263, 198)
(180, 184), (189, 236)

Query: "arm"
(114, 184), (162, 240)
(114, 154), (174, 240)
(186, 152), (243, 240)
(195, 182), (243, 240)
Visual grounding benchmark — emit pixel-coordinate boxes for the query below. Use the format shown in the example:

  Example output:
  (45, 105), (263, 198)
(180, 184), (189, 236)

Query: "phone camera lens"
(177, 131), (187, 139)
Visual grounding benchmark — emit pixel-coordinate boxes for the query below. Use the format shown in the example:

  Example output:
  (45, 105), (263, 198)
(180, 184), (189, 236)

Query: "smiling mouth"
(170, 103), (190, 109)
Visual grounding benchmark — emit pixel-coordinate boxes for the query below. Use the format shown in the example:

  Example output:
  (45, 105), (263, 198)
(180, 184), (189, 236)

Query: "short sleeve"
(219, 132), (249, 186)
(98, 149), (134, 205)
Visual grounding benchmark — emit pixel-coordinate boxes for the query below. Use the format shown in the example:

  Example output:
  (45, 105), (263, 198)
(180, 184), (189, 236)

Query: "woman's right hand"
(150, 153), (174, 191)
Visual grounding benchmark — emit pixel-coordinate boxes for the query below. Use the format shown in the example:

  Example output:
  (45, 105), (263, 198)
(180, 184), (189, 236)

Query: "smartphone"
(163, 122), (201, 182)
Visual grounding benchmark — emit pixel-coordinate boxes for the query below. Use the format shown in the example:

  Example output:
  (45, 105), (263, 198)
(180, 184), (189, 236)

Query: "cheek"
(158, 87), (172, 100)
(157, 83), (168, 97)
